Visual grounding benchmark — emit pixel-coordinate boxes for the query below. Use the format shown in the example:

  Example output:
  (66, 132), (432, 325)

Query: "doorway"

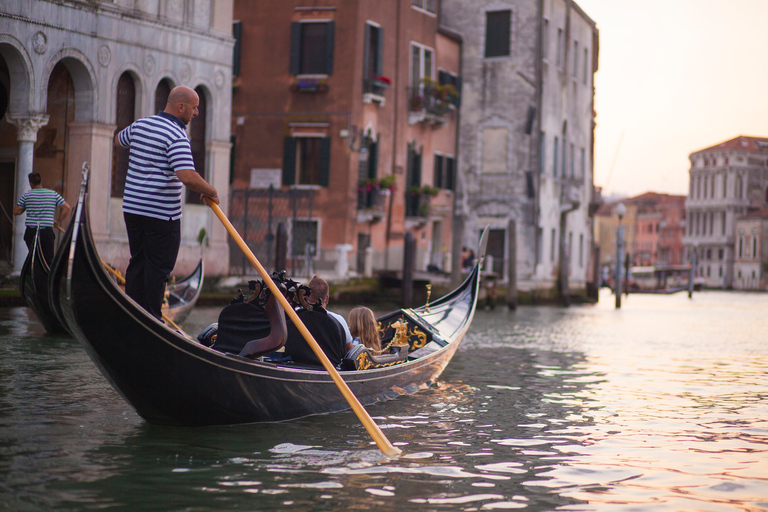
(0, 163), (14, 265)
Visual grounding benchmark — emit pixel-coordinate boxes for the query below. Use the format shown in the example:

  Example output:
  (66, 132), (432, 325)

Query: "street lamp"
(615, 202), (626, 309)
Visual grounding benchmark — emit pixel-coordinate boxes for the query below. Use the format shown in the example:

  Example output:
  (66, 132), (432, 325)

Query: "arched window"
(186, 86), (208, 204)
(154, 78), (172, 113)
(111, 72), (135, 198)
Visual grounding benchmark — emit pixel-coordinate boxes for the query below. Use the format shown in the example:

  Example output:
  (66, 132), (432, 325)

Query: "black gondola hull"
(54, 170), (480, 426)
(19, 230), (67, 334)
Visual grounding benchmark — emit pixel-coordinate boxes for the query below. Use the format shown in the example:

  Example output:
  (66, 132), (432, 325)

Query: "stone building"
(441, 0), (600, 298)
(229, 0), (460, 278)
(0, 0), (234, 277)
(733, 208), (768, 291)
(684, 135), (768, 288)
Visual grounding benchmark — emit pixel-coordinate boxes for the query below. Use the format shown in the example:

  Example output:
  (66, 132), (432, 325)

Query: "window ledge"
(291, 184), (322, 190)
(363, 92), (386, 106)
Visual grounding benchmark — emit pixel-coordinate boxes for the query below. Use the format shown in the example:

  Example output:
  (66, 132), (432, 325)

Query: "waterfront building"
(441, 0), (600, 298)
(229, 0), (460, 278)
(0, 0), (234, 276)
(684, 135), (768, 288)
(733, 208), (768, 290)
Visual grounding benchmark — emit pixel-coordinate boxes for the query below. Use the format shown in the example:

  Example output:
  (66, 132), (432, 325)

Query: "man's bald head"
(308, 275), (329, 305)
(164, 86), (199, 125)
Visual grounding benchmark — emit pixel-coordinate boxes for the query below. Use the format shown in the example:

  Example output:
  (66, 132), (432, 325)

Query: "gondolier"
(115, 85), (219, 321)
(13, 172), (71, 265)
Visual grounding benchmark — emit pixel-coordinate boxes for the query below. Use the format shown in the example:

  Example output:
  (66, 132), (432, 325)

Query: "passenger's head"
(349, 306), (380, 350)
(28, 172), (42, 187)
(307, 275), (329, 305)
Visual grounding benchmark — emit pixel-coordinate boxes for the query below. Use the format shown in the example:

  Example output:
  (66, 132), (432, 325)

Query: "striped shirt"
(117, 112), (195, 221)
(16, 188), (65, 228)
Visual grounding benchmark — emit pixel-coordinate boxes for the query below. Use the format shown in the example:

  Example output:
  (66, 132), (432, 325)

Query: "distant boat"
(162, 259), (204, 324)
(19, 229), (67, 334)
(50, 168), (484, 426)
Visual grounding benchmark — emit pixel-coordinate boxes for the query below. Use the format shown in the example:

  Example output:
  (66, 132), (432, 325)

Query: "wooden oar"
(206, 199), (401, 457)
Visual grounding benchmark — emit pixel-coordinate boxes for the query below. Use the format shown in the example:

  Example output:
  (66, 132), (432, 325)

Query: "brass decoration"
(425, 284), (432, 313)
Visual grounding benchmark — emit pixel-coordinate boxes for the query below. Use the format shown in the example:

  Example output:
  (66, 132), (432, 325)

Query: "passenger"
(283, 276), (347, 367)
(348, 306), (381, 351)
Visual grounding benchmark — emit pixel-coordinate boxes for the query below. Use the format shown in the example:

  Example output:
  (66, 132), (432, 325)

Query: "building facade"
(230, 0), (460, 278)
(733, 209), (768, 290)
(441, 0), (599, 297)
(0, 0), (233, 276)
(684, 135), (768, 288)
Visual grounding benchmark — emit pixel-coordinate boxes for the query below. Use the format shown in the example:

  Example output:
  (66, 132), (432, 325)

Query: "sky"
(574, 0), (768, 200)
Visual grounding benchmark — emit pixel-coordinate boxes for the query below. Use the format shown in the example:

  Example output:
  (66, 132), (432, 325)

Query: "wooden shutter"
(446, 157), (455, 191)
(232, 21), (242, 76)
(485, 10), (511, 58)
(367, 140), (378, 180)
(289, 22), (301, 74)
(363, 24), (371, 82)
(434, 154), (444, 189)
(318, 138), (331, 187)
(282, 137), (297, 186)
(376, 26), (384, 76)
(325, 22), (335, 75)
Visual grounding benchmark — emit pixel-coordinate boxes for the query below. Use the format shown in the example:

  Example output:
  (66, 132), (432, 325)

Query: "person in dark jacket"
(283, 276), (346, 366)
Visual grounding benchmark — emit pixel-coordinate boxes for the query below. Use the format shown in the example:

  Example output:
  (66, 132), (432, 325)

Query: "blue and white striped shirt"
(118, 112), (195, 221)
(16, 188), (65, 228)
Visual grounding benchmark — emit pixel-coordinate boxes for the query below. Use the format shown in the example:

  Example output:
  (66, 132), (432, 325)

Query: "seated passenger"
(283, 276), (346, 367)
(348, 306), (381, 351)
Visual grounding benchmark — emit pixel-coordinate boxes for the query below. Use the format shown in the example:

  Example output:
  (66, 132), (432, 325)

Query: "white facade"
(684, 136), (768, 288)
(441, 0), (598, 296)
(0, 0), (234, 276)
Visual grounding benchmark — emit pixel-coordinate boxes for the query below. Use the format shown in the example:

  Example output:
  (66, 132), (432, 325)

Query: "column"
(7, 114), (49, 272)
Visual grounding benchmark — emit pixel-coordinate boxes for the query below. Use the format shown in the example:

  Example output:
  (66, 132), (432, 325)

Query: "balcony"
(357, 177), (394, 223)
(407, 80), (459, 126)
(362, 76), (390, 105)
(404, 185), (439, 228)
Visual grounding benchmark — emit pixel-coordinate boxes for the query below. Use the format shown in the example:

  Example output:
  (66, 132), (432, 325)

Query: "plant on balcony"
(291, 78), (328, 93)
(360, 174), (396, 193)
(409, 184), (439, 197)
(371, 75), (391, 89)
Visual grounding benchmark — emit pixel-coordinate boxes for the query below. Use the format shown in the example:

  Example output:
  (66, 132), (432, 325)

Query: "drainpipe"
(385, 0), (402, 270)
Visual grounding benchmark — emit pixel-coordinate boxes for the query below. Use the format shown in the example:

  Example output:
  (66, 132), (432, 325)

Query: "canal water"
(1, 289), (766, 511)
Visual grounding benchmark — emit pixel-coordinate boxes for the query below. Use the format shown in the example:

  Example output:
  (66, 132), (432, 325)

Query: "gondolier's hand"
(202, 193), (220, 205)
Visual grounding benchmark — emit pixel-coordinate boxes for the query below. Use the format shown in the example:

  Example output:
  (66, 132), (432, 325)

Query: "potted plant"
(291, 78), (329, 93)
(371, 75), (391, 89)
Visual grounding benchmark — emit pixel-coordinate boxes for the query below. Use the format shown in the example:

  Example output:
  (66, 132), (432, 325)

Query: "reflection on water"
(1, 290), (767, 511)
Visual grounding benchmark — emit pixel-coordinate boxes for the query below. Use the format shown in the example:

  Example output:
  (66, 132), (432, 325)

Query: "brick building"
(229, 0), (460, 278)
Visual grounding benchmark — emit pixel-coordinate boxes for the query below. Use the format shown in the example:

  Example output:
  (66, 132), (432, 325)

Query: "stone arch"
(152, 75), (178, 114)
(192, 82), (214, 140)
(0, 35), (35, 115)
(109, 64), (143, 122)
(42, 49), (98, 122)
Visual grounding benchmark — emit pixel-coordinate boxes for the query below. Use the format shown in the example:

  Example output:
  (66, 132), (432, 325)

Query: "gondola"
(19, 227), (68, 334)
(162, 258), (204, 323)
(52, 169), (484, 427)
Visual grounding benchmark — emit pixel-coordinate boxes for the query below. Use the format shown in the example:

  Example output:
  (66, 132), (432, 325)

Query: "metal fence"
(228, 187), (316, 277)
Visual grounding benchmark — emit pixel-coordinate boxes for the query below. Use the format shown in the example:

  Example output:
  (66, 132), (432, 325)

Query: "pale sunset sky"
(575, 0), (768, 200)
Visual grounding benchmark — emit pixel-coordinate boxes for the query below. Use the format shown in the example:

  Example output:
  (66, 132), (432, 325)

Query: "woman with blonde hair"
(348, 306), (381, 351)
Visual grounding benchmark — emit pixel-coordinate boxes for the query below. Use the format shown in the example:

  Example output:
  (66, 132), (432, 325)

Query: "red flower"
(374, 75), (391, 85)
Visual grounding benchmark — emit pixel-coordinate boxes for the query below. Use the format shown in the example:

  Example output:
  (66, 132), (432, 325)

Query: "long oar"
(206, 199), (401, 457)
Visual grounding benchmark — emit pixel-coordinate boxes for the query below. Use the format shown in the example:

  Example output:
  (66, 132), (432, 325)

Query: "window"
(583, 47), (588, 83)
(570, 143), (575, 178)
(433, 153), (456, 191)
(232, 21), (242, 76)
(282, 136), (331, 186)
(719, 248), (724, 260)
(553, 136), (558, 176)
(542, 19), (549, 60)
(405, 143), (423, 217)
(485, 10), (511, 58)
(411, 0), (436, 14)
(556, 28), (563, 67)
(410, 43), (433, 88)
(573, 41), (578, 77)
(434, 153), (444, 188)
(722, 212), (726, 234)
(753, 235), (758, 258)
(187, 86), (208, 204)
(550, 228), (556, 262)
(580, 147), (585, 178)
(540, 131), (546, 174)
(111, 72), (135, 198)
(290, 21), (335, 75)
(363, 23), (384, 94)
(738, 236), (743, 258)
(579, 233), (584, 267)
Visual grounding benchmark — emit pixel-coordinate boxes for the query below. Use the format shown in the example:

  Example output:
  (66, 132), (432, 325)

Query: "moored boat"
(19, 228), (68, 334)
(162, 258), (204, 324)
(52, 169), (483, 427)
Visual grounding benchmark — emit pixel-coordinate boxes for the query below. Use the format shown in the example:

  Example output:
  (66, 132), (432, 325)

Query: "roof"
(693, 135), (768, 154)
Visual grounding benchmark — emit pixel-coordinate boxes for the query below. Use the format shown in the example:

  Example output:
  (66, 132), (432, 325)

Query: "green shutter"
(367, 141), (378, 180)
(325, 21), (335, 75)
(289, 22), (301, 74)
(363, 24), (370, 81)
(319, 138), (331, 187)
(376, 26), (384, 76)
(434, 154), (444, 188)
(282, 137), (297, 186)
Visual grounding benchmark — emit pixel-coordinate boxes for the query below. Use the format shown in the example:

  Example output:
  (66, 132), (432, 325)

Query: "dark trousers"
(124, 213), (181, 321)
(24, 226), (55, 266)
